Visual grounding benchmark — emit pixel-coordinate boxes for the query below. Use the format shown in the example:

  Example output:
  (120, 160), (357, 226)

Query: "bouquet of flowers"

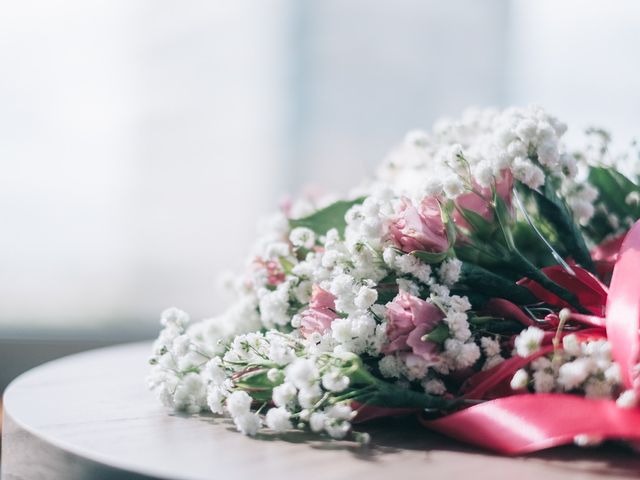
(148, 106), (640, 454)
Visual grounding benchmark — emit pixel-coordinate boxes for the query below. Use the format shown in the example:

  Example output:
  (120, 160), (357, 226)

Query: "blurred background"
(1, 0), (640, 391)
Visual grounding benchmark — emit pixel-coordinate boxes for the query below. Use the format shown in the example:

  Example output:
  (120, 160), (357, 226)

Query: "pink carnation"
(383, 291), (443, 362)
(299, 285), (339, 337)
(389, 197), (448, 254)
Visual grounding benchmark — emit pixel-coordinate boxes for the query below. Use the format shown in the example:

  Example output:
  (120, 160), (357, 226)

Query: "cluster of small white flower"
(510, 331), (634, 406)
(435, 290), (481, 374)
(562, 182), (599, 226)
(481, 336), (504, 371)
(375, 105), (597, 224)
(150, 322), (371, 440)
(147, 308), (209, 413)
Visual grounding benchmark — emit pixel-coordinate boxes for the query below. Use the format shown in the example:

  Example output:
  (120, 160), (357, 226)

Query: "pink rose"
(454, 170), (513, 230)
(383, 291), (443, 362)
(389, 197), (449, 254)
(299, 285), (339, 337)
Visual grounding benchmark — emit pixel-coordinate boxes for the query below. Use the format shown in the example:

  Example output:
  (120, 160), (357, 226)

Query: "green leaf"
(289, 197), (366, 237)
(362, 383), (459, 411)
(376, 273), (399, 304)
(532, 181), (594, 272)
(234, 369), (282, 391)
(442, 200), (458, 247)
(507, 249), (584, 312)
(279, 256), (294, 275)
(494, 193), (516, 251)
(412, 249), (450, 264)
(425, 323), (449, 343)
(459, 262), (538, 305)
(469, 316), (525, 335)
(460, 208), (494, 236)
(588, 166), (640, 219)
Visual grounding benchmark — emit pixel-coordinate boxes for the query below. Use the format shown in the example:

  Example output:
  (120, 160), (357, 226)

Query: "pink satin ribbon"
(606, 223), (640, 390)
(421, 394), (640, 454)
(358, 221), (640, 454)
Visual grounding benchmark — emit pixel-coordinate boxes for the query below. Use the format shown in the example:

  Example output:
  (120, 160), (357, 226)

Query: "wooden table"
(2, 343), (640, 480)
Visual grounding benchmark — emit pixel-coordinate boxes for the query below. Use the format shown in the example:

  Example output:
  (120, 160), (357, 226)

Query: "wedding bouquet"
(148, 106), (640, 454)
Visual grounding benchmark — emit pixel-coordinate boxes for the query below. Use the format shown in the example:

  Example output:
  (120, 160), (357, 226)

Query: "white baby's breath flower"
(531, 356), (552, 371)
(604, 363), (621, 384)
(268, 340), (296, 366)
(203, 357), (227, 385)
(584, 378), (612, 399)
(442, 176), (465, 198)
(510, 369), (529, 390)
(226, 390), (253, 417)
(325, 420), (351, 439)
(626, 191), (640, 206)
(161, 307), (190, 328)
(448, 295), (471, 313)
(445, 341), (480, 369)
(481, 336), (501, 357)
(557, 358), (594, 391)
(171, 334), (191, 356)
(233, 412), (262, 436)
(396, 278), (420, 296)
(259, 282), (292, 327)
(330, 273), (355, 297)
(321, 369), (350, 392)
(402, 353), (431, 380)
(438, 258), (462, 286)
(265, 407), (293, 432)
(532, 370), (555, 393)
(272, 382), (297, 408)
(617, 389), (638, 408)
(326, 403), (354, 421)
(207, 385), (228, 414)
(514, 326), (545, 358)
(298, 384), (322, 409)
(354, 286), (378, 310)
(423, 378), (446, 395)
(482, 355), (504, 371)
(378, 355), (402, 378)
(289, 227), (316, 249)
(309, 412), (327, 433)
(514, 118), (537, 141)
(444, 311), (471, 342)
(562, 334), (581, 357)
(382, 247), (399, 268)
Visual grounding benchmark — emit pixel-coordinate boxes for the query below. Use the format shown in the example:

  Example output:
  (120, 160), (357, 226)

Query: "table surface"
(2, 342), (640, 480)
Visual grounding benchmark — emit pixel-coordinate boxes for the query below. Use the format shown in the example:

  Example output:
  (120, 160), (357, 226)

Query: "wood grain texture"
(2, 342), (640, 480)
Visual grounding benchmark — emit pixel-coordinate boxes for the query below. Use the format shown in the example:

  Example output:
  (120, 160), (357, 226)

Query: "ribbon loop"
(606, 220), (640, 391)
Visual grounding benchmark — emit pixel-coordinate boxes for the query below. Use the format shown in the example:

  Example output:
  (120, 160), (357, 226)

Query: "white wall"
(289, 0), (509, 193)
(507, 0), (640, 147)
(0, 1), (291, 326)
